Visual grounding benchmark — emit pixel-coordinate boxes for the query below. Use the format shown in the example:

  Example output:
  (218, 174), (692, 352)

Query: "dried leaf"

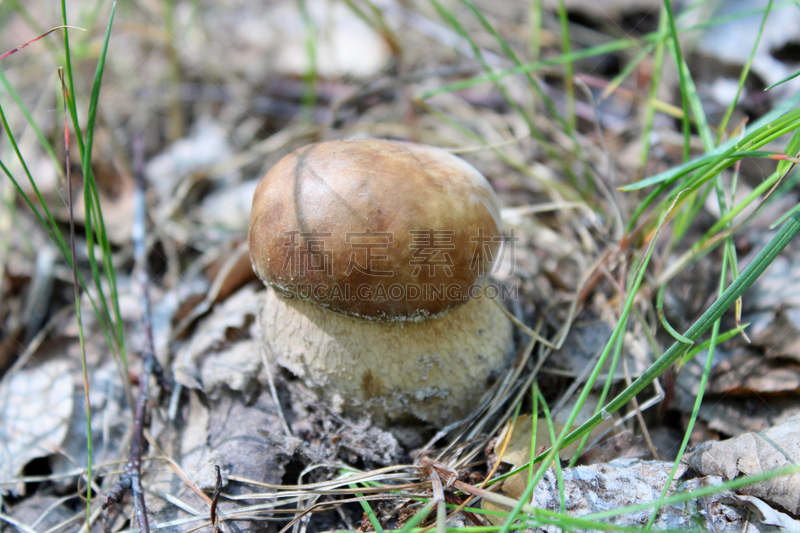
(674, 351), (800, 436)
(576, 430), (651, 465)
(0, 360), (73, 496)
(487, 414), (614, 501)
(709, 350), (800, 395)
(147, 389), (292, 533)
(7, 495), (73, 533)
(725, 494), (800, 531)
(750, 309), (800, 363)
(546, 321), (650, 381)
(172, 285), (262, 396)
(145, 118), (236, 204)
(685, 415), (800, 515)
(50, 359), (128, 490)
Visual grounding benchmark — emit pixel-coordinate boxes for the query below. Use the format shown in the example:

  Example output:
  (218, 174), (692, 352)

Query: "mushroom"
(249, 139), (513, 428)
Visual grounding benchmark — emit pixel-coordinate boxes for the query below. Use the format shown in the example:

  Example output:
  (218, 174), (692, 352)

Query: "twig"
(59, 66), (94, 531)
(442, 491), (483, 526)
(420, 458), (451, 533)
(622, 354), (659, 461)
(0, 25), (85, 61)
(101, 137), (169, 533)
(211, 465), (222, 533)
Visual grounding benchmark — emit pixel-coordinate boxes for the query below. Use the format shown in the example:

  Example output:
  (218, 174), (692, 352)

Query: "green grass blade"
(644, 210), (732, 533)
(430, 0), (535, 134)
(568, 331), (626, 467)
(716, 0), (773, 142)
(585, 463), (800, 522)
(458, 0), (568, 132)
(602, 42), (655, 101)
(396, 502), (435, 533)
(80, 2), (127, 368)
(449, 0), (588, 188)
(62, 0), (84, 154)
(623, 93), (800, 192)
(527, 384), (538, 487)
(657, 284), (694, 344)
(418, 38), (638, 101)
(671, 181), (713, 243)
(493, 203), (800, 491)
(777, 127), (800, 176)
(765, 67), (800, 91)
(556, 0), (575, 133)
(82, 2), (115, 169)
(349, 483), (385, 533)
(299, 0), (318, 120)
(59, 69), (93, 529)
(535, 390), (565, 514)
(0, 103), (68, 260)
(624, 106), (800, 233)
(0, 115), (119, 366)
(639, 8), (667, 173)
(678, 323), (748, 367)
(674, 48), (713, 150)
(771, 200), (800, 229)
(664, 0), (693, 161)
(418, 1), (784, 101)
(0, 69), (62, 173)
(59, 0), (116, 348)
(557, 208), (800, 457)
(494, 191), (685, 529)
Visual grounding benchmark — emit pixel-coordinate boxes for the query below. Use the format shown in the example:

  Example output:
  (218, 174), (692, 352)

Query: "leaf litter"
(2, 0), (800, 531)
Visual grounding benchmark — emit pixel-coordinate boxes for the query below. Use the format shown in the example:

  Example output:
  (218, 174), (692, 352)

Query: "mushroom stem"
(260, 288), (513, 427)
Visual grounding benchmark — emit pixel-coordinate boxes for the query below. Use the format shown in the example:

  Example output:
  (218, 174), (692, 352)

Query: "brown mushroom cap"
(248, 139), (502, 321)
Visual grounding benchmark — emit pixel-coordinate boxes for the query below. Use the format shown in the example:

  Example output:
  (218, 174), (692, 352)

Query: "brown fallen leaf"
(750, 309), (800, 363)
(724, 494), (800, 531)
(709, 350), (800, 395)
(575, 429), (651, 465)
(674, 351), (800, 436)
(172, 240), (257, 339)
(685, 414), (800, 515)
(0, 359), (73, 496)
(172, 285), (262, 397)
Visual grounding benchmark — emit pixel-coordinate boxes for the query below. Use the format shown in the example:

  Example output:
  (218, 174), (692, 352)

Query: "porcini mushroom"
(249, 139), (513, 428)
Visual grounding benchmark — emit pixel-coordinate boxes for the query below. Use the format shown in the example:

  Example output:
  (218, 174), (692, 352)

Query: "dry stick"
(211, 466), (223, 533)
(0, 25), (85, 61)
(421, 414), (520, 532)
(101, 138), (169, 533)
(621, 354), (659, 461)
(59, 66), (94, 531)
